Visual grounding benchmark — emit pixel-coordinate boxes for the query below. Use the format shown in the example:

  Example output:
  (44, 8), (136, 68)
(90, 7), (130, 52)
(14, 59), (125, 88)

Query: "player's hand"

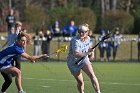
(41, 54), (49, 58)
(88, 52), (94, 60)
(87, 48), (93, 55)
(31, 60), (35, 63)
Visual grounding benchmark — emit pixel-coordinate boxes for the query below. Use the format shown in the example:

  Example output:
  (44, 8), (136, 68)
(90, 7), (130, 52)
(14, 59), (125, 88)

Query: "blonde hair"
(17, 31), (32, 44)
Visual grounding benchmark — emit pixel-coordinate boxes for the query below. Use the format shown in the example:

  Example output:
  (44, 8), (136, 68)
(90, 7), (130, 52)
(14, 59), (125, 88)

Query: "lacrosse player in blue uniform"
(67, 24), (101, 93)
(0, 32), (48, 93)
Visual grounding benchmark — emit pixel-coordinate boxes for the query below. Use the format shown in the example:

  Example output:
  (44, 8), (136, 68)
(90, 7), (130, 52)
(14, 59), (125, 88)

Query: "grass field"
(0, 62), (140, 93)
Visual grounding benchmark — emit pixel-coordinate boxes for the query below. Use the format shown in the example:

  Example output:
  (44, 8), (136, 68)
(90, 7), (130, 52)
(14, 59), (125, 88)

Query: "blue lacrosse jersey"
(0, 43), (24, 68)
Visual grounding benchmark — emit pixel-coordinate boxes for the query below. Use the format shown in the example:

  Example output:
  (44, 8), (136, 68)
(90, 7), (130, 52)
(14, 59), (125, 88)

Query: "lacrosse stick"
(49, 45), (68, 56)
(75, 32), (111, 65)
(39, 45), (68, 69)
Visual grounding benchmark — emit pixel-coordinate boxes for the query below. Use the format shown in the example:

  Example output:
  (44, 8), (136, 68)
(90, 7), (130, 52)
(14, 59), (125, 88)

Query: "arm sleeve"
(15, 46), (24, 55)
(71, 39), (80, 53)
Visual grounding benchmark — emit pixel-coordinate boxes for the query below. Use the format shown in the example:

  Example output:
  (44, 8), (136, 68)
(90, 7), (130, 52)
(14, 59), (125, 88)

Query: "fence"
(49, 36), (139, 62)
(0, 35), (139, 62)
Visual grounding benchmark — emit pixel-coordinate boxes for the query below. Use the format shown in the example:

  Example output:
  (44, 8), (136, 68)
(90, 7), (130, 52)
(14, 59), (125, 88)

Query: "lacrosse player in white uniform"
(67, 24), (101, 93)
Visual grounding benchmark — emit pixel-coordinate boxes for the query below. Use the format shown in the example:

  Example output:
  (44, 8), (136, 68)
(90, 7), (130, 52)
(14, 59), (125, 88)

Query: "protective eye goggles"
(78, 24), (89, 34)
(78, 30), (88, 34)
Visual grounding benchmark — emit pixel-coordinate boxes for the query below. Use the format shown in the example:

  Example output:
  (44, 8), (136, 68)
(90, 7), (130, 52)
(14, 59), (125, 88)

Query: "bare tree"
(104, 0), (117, 11)
(120, 0), (134, 14)
(126, 0), (133, 13)
(110, 0), (117, 11)
(0, 0), (8, 32)
(78, 0), (83, 7)
(100, 0), (105, 27)
(99, 0), (117, 27)
(105, 0), (110, 10)
(58, 0), (68, 7)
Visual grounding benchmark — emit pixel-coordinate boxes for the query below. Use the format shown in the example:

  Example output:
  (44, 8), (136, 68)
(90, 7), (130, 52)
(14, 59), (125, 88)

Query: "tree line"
(0, 0), (140, 34)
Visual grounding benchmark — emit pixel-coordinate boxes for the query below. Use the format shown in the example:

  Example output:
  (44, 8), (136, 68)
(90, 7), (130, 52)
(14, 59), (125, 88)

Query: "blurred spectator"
(89, 30), (95, 42)
(33, 30), (44, 56)
(15, 21), (22, 35)
(138, 32), (140, 62)
(7, 27), (17, 46)
(2, 21), (22, 48)
(2, 27), (17, 48)
(98, 28), (107, 62)
(21, 28), (27, 33)
(50, 20), (61, 37)
(88, 30), (96, 52)
(42, 30), (52, 61)
(6, 9), (16, 34)
(105, 30), (112, 62)
(62, 20), (78, 37)
(112, 27), (123, 61)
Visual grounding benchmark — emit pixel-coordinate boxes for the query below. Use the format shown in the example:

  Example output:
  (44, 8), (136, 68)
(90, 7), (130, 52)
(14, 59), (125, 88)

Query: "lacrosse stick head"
(102, 32), (111, 41)
(56, 45), (68, 56)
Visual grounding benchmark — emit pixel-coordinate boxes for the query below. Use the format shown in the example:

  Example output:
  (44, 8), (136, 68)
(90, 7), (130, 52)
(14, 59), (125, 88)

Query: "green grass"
(0, 62), (140, 93)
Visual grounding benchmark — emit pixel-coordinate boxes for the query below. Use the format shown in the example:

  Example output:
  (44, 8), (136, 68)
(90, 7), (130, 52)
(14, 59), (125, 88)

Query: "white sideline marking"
(101, 82), (140, 86)
(24, 78), (140, 86)
(42, 86), (51, 88)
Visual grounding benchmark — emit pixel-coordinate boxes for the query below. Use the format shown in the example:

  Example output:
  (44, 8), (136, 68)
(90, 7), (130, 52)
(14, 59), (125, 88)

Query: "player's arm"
(21, 52), (48, 62)
(88, 48), (95, 60)
(73, 48), (93, 58)
(72, 40), (92, 57)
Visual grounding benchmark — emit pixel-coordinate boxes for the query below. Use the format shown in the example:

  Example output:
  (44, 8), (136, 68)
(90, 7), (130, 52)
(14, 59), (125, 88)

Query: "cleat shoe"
(19, 91), (26, 93)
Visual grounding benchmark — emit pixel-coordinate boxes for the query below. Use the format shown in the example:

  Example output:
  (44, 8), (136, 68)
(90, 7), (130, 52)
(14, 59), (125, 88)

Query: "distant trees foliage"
(0, 0), (140, 34)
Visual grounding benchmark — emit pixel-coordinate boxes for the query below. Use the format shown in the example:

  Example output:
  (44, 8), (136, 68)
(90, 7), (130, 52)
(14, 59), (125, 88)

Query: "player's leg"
(13, 56), (25, 93)
(1, 67), (25, 92)
(101, 47), (105, 61)
(82, 63), (101, 93)
(36, 45), (40, 56)
(99, 47), (104, 61)
(106, 47), (111, 62)
(14, 56), (21, 70)
(113, 46), (118, 61)
(73, 72), (84, 93)
(138, 51), (140, 61)
(0, 72), (12, 93)
(138, 44), (140, 61)
(0, 91), (6, 93)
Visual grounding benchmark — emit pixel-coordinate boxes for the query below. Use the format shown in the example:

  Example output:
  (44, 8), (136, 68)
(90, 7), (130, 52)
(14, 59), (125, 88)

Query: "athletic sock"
(19, 89), (26, 93)
(19, 89), (23, 93)
(0, 91), (6, 93)
(96, 90), (101, 93)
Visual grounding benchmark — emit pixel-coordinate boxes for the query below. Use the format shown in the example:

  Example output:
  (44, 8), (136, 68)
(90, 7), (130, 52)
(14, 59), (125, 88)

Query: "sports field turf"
(0, 62), (140, 93)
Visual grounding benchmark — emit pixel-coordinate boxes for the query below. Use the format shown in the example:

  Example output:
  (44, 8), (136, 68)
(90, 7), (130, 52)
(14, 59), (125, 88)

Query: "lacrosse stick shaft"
(49, 52), (57, 56)
(75, 33), (111, 65)
(75, 41), (103, 65)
